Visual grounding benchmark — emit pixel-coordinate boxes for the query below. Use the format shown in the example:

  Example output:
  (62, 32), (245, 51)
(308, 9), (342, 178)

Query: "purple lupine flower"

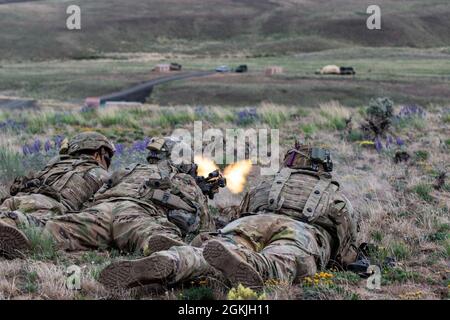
(0, 119), (26, 131)
(374, 137), (383, 152)
(194, 106), (207, 117)
(54, 135), (64, 149)
(44, 140), (52, 153)
(131, 138), (150, 152)
(115, 143), (125, 155)
(386, 135), (393, 148)
(397, 105), (426, 119)
(22, 144), (31, 156)
(236, 107), (259, 125)
(32, 139), (41, 153)
(396, 137), (405, 146)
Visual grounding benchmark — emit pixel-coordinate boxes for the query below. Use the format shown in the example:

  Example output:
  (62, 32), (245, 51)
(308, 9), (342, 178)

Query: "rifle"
(190, 164), (226, 199)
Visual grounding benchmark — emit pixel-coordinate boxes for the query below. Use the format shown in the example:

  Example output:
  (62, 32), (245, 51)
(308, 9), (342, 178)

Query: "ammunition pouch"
(167, 209), (200, 237)
(9, 176), (61, 202)
(140, 188), (196, 214)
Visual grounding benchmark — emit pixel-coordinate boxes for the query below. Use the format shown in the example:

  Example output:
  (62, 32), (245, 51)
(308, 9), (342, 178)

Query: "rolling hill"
(1, 0), (450, 61)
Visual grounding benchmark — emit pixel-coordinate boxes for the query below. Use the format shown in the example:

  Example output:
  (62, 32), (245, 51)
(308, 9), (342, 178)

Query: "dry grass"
(0, 101), (449, 300)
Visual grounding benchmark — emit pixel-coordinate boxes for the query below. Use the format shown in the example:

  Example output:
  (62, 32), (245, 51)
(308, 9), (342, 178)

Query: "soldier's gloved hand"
(167, 209), (200, 236)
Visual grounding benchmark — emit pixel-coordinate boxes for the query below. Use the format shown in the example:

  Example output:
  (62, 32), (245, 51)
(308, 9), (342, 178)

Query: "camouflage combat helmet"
(63, 131), (116, 157)
(146, 136), (183, 164)
(283, 141), (333, 172)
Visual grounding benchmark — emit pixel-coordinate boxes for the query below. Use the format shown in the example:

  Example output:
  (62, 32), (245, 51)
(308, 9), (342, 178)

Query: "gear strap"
(267, 168), (292, 210)
(302, 177), (332, 221)
(147, 189), (196, 213)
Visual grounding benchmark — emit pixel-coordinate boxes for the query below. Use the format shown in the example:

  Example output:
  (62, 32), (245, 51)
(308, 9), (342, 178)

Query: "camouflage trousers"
(0, 193), (66, 227)
(44, 199), (183, 254)
(154, 213), (332, 284)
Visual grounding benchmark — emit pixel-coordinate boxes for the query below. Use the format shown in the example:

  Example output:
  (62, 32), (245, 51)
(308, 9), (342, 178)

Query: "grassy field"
(0, 0), (449, 301)
(1, 47), (450, 106)
(0, 100), (449, 300)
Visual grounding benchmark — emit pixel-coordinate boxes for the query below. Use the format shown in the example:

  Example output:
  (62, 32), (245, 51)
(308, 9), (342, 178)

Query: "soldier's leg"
(257, 223), (332, 282)
(111, 200), (184, 254)
(203, 214), (328, 287)
(0, 194), (66, 227)
(99, 244), (212, 290)
(0, 194), (63, 259)
(44, 202), (114, 251)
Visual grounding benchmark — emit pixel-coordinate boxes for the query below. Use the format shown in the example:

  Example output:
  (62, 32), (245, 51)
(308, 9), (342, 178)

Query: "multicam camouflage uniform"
(99, 143), (360, 289)
(44, 158), (214, 253)
(0, 137), (215, 260)
(0, 132), (114, 228)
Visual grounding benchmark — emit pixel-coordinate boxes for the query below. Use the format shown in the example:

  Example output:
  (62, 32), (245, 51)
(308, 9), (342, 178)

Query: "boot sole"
(99, 255), (175, 290)
(147, 235), (184, 255)
(203, 240), (264, 289)
(0, 223), (30, 259)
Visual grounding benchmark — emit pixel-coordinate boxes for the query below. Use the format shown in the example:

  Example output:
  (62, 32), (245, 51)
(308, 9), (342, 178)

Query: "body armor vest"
(241, 168), (359, 264)
(12, 155), (109, 212)
(94, 162), (215, 235)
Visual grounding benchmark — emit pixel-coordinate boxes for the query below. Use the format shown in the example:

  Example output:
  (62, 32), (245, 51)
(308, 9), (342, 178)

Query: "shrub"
(360, 97), (394, 138)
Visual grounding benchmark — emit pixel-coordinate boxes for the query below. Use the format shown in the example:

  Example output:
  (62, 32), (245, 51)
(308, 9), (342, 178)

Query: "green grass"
(382, 267), (421, 285)
(179, 287), (216, 300)
(79, 251), (109, 265)
(300, 123), (318, 138)
(260, 110), (288, 128)
(390, 241), (411, 261)
(99, 112), (140, 129)
(347, 130), (364, 142)
(20, 269), (39, 294)
(21, 225), (59, 261)
(371, 230), (383, 243)
(412, 184), (434, 203)
(0, 147), (25, 183)
(333, 271), (362, 285)
(414, 150), (430, 161)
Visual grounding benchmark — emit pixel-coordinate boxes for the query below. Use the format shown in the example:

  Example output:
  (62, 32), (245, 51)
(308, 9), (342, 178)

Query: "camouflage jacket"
(239, 168), (360, 263)
(93, 161), (215, 237)
(10, 155), (109, 212)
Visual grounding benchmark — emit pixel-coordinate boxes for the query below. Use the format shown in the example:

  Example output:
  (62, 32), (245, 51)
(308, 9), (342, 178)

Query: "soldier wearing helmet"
(0, 136), (216, 261)
(96, 141), (360, 291)
(0, 131), (114, 258)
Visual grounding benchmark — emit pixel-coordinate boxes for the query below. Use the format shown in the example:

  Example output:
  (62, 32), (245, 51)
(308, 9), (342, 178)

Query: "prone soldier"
(0, 137), (220, 261)
(98, 142), (361, 290)
(0, 131), (114, 258)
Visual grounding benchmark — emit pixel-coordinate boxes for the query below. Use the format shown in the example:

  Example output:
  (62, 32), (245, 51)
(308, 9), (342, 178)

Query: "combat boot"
(0, 221), (31, 259)
(144, 234), (185, 256)
(99, 252), (177, 290)
(203, 240), (264, 289)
